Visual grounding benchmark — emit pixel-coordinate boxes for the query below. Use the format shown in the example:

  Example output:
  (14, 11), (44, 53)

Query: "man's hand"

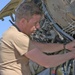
(65, 40), (75, 51)
(71, 50), (75, 59)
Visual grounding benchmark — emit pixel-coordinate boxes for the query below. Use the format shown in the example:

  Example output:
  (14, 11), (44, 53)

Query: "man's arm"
(29, 40), (75, 53)
(29, 40), (64, 53)
(25, 48), (74, 68)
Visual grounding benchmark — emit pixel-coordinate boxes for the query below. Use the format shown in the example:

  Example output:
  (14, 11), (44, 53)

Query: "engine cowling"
(43, 0), (75, 40)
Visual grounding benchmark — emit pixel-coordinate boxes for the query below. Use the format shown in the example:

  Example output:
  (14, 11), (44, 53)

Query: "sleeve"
(11, 33), (30, 55)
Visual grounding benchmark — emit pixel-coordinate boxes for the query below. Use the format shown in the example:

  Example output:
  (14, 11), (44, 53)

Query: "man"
(0, 1), (75, 75)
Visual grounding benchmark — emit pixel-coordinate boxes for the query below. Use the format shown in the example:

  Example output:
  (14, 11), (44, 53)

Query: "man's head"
(15, 1), (43, 36)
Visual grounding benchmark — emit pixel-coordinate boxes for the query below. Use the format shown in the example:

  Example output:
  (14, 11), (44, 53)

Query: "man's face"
(24, 14), (42, 36)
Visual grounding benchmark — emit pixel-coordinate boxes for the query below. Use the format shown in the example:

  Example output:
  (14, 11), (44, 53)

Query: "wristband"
(63, 44), (66, 50)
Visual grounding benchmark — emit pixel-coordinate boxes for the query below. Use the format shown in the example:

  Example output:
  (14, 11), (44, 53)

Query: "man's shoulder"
(2, 26), (29, 42)
(2, 26), (17, 37)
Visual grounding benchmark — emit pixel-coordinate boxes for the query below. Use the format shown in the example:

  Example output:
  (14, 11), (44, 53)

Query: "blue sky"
(0, 0), (12, 38)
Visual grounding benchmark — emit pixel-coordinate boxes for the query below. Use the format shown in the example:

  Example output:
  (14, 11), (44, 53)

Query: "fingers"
(66, 40), (75, 50)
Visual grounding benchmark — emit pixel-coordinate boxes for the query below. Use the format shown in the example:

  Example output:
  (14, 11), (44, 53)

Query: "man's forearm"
(30, 40), (64, 53)
(26, 48), (74, 68)
(46, 52), (74, 68)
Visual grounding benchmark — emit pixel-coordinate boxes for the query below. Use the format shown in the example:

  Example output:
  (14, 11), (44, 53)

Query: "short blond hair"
(15, 1), (43, 22)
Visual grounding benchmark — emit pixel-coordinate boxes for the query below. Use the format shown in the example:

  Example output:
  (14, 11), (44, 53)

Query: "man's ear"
(19, 18), (27, 25)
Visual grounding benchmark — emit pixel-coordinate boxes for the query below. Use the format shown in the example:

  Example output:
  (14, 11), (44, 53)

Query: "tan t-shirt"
(0, 26), (31, 75)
